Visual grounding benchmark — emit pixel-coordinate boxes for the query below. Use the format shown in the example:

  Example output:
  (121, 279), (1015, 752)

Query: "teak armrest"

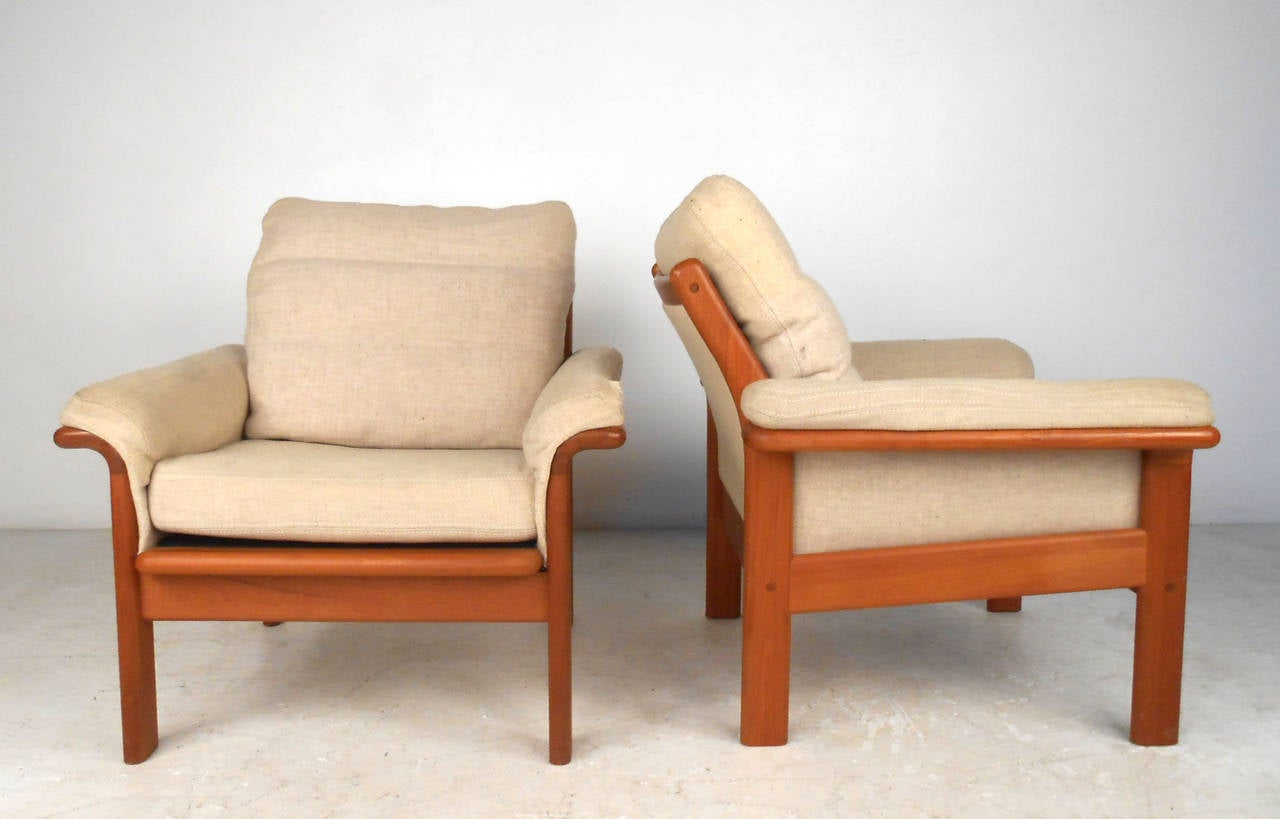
(741, 424), (1221, 453)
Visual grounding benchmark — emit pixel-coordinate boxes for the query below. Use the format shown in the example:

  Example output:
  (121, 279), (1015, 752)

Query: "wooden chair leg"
(739, 447), (793, 747)
(546, 463), (573, 765)
(986, 597), (1022, 613)
(1131, 450), (1194, 746)
(107, 471), (158, 764)
(706, 408), (742, 619)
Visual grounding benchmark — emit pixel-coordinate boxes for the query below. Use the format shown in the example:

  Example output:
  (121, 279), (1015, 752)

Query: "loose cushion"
(245, 198), (575, 449)
(655, 175), (854, 380)
(149, 440), (536, 543)
(849, 338), (1035, 380)
(742, 375), (1215, 431)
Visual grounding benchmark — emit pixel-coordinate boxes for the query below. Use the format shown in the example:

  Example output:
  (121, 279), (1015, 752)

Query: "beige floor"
(0, 526), (1276, 817)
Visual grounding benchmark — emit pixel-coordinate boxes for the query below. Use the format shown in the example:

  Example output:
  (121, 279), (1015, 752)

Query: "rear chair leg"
(1131, 450), (1194, 746)
(706, 408), (742, 619)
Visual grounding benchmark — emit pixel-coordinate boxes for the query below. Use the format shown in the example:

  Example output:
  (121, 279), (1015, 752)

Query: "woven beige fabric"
(655, 176), (854, 380)
(851, 338), (1034, 380)
(742, 375), (1214, 430)
(245, 197), (575, 449)
(149, 440), (536, 543)
(794, 449), (1141, 553)
(522, 347), (624, 552)
(663, 304), (745, 513)
(59, 345), (249, 553)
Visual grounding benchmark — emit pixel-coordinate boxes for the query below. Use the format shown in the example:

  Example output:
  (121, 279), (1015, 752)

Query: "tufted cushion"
(655, 175), (854, 380)
(244, 197), (575, 449)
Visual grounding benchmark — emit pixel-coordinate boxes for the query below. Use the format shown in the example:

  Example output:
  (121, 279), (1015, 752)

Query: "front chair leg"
(545, 464), (573, 764)
(986, 597), (1022, 613)
(1131, 450), (1194, 746)
(739, 448), (794, 746)
(116, 601), (159, 764)
(105, 468), (158, 763)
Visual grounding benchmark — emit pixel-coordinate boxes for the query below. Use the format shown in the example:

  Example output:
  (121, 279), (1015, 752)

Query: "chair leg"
(1131, 450), (1194, 746)
(706, 408), (742, 619)
(740, 447), (793, 747)
(106, 472), (158, 764)
(546, 464), (573, 765)
(986, 597), (1022, 613)
(115, 603), (159, 764)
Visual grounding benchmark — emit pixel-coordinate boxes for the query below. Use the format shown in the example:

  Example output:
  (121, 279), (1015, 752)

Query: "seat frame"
(653, 258), (1219, 747)
(56, 312), (625, 765)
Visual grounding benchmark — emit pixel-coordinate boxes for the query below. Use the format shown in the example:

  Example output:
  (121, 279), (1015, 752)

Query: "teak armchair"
(57, 198), (624, 765)
(653, 175), (1218, 747)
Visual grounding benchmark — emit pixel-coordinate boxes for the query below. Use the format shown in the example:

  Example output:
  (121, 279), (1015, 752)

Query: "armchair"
(57, 198), (624, 764)
(652, 175), (1218, 747)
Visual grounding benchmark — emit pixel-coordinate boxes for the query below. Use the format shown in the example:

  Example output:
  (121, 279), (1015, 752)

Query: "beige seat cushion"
(149, 440), (536, 543)
(655, 176), (854, 380)
(794, 450), (1141, 554)
(245, 197), (575, 449)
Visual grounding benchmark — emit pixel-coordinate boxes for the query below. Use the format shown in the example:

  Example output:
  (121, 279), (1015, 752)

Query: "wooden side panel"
(790, 530), (1148, 613)
(139, 574), (549, 622)
(137, 546), (544, 577)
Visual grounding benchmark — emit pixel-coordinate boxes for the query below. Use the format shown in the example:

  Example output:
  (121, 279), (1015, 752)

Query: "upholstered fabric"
(522, 347), (625, 550)
(245, 197), (575, 449)
(794, 450), (1141, 553)
(663, 304), (746, 513)
(149, 440), (536, 543)
(742, 375), (1214, 430)
(60, 345), (249, 553)
(850, 338), (1034, 380)
(655, 176), (854, 380)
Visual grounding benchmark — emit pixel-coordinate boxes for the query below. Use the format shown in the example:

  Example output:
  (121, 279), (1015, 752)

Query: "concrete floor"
(0, 526), (1276, 817)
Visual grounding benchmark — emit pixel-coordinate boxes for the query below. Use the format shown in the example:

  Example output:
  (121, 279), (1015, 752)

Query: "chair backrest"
(245, 197), (575, 449)
(655, 175), (854, 380)
(655, 176), (856, 512)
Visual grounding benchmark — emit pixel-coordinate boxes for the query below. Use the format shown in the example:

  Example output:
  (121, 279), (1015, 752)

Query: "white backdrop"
(3, 1), (1277, 529)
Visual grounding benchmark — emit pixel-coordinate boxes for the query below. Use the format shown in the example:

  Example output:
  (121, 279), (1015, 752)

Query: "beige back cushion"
(245, 198), (575, 449)
(655, 175), (855, 380)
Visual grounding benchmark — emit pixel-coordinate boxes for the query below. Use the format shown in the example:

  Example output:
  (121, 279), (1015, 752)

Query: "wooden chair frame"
(654, 258), (1219, 747)
(56, 313), (624, 765)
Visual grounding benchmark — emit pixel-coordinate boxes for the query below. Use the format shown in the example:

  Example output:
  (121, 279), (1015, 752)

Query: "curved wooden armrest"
(54, 426), (128, 471)
(550, 426), (627, 472)
(742, 423), (1221, 453)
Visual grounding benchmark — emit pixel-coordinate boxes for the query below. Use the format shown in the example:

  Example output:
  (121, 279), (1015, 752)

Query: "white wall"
(3, 1), (1277, 529)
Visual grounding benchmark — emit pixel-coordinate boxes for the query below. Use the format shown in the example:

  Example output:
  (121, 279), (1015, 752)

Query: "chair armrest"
(523, 347), (625, 552)
(741, 375), (1214, 432)
(850, 338), (1034, 380)
(523, 347), (625, 464)
(60, 344), (249, 486)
